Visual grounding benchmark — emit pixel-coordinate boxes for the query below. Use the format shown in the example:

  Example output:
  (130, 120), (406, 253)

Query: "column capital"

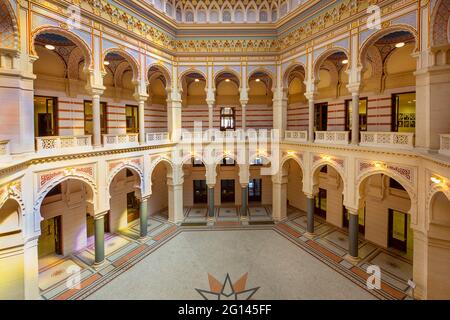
(304, 192), (316, 199)
(345, 207), (359, 215)
(240, 182), (249, 188)
(134, 93), (149, 102)
(87, 86), (104, 97)
(346, 83), (361, 95)
(141, 194), (151, 202)
(94, 211), (109, 220)
(304, 91), (317, 101)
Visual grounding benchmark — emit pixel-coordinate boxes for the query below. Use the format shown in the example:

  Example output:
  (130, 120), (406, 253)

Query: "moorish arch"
(103, 49), (140, 89)
(0, 0), (19, 52)
(430, 0), (450, 48)
(313, 48), (350, 81)
(310, 159), (346, 194)
(107, 162), (145, 194)
(282, 62), (306, 89)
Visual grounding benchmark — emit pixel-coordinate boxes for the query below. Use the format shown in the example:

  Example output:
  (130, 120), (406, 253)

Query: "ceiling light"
(45, 44), (55, 50)
(225, 79), (230, 82)
(395, 42), (405, 48)
(342, 59), (348, 64)
(431, 177), (442, 184)
(103, 61), (110, 66)
(195, 78), (200, 82)
(255, 78), (261, 82)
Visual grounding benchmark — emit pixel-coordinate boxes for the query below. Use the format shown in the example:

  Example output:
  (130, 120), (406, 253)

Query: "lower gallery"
(0, 0), (449, 301)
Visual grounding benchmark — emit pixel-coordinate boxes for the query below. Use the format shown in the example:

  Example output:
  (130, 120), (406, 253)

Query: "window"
(220, 157), (235, 166)
(250, 157), (263, 166)
(248, 179), (262, 202)
(34, 96), (58, 137)
(84, 100), (107, 135)
(192, 158), (204, 167)
(314, 103), (328, 131)
(125, 105), (139, 133)
(389, 178), (406, 191)
(314, 188), (327, 218)
(392, 92), (416, 133)
(193, 180), (207, 203)
(345, 97), (368, 132)
(220, 107), (235, 131)
(185, 11), (194, 22)
(223, 10), (231, 22)
(259, 10), (268, 22)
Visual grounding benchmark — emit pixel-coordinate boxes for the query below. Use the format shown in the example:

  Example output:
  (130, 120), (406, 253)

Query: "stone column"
(240, 183), (249, 218)
(168, 182), (184, 223)
(94, 212), (107, 267)
(23, 238), (40, 300)
(347, 207), (359, 260)
(137, 98), (146, 144)
(207, 184), (215, 219)
(240, 101), (248, 131)
(305, 194), (315, 235)
(272, 177), (287, 222)
(351, 91), (360, 145)
(272, 88), (287, 139)
(208, 103), (214, 130)
(92, 93), (102, 147)
(305, 92), (316, 143)
(139, 196), (149, 238)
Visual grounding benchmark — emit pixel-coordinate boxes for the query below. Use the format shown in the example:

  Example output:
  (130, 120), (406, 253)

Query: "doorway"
(221, 180), (235, 203)
(388, 209), (413, 256)
(314, 188), (327, 218)
(392, 92), (416, 133)
(38, 216), (62, 258)
(193, 180), (208, 204)
(314, 103), (328, 132)
(248, 179), (262, 202)
(127, 192), (140, 223)
(34, 96), (58, 137)
(126, 105), (139, 133)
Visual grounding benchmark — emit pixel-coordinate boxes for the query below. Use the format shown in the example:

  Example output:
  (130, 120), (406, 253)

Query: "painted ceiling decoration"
(145, 0), (308, 23)
(69, 0), (402, 53)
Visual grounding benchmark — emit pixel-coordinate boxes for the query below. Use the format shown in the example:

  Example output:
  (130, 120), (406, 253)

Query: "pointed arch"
(430, 0), (450, 48)
(313, 47), (349, 81)
(0, 0), (19, 51)
(282, 62), (306, 88)
(147, 63), (172, 90)
(103, 48), (140, 83)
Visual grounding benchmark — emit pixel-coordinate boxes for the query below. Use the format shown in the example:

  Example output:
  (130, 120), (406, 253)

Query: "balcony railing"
(36, 136), (92, 153)
(285, 131), (308, 143)
(180, 129), (274, 143)
(0, 140), (10, 156)
(146, 132), (170, 145)
(439, 134), (450, 157)
(360, 132), (415, 149)
(102, 133), (139, 148)
(315, 131), (349, 145)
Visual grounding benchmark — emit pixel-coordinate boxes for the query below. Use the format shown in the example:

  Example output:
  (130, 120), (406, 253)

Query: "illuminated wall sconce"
(287, 150), (296, 156)
(374, 162), (384, 168)
(430, 176), (442, 184)
(322, 155), (331, 161)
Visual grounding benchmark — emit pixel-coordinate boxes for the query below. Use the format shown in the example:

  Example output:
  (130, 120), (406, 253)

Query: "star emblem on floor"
(196, 273), (259, 300)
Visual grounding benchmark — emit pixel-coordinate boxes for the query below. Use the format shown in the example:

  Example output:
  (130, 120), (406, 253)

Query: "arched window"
(176, 8), (182, 21)
(271, 9), (277, 22)
(197, 10), (207, 22)
(223, 10), (232, 22)
(247, 10), (257, 22)
(210, 10), (219, 22)
(220, 107), (235, 130)
(235, 10), (244, 22)
(259, 10), (268, 22)
(185, 11), (194, 22)
(165, 3), (173, 16)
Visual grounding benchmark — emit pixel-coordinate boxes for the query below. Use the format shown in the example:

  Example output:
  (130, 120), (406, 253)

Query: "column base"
(344, 254), (361, 265)
(303, 232), (315, 239)
(92, 260), (106, 270)
(240, 215), (248, 221)
(138, 236), (149, 243)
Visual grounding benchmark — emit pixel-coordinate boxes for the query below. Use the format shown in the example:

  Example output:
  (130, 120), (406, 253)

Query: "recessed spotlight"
(395, 42), (405, 48)
(195, 78), (200, 82)
(45, 44), (55, 50)
(225, 79), (231, 82)
(103, 61), (110, 66)
(342, 59), (349, 64)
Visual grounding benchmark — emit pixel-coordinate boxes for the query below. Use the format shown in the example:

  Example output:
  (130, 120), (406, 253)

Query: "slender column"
(139, 197), (149, 238)
(240, 183), (248, 218)
(168, 182), (184, 223)
(241, 103), (247, 131)
(306, 194), (315, 234)
(138, 98), (146, 144)
(92, 94), (102, 147)
(208, 103), (214, 130)
(272, 175), (287, 221)
(207, 185), (215, 219)
(348, 208), (359, 259)
(94, 213), (106, 267)
(351, 91), (360, 145)
(307, 97), (315, 143)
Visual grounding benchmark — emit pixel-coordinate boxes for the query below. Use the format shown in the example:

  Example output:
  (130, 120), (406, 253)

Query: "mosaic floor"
(38, 207), (414, 300)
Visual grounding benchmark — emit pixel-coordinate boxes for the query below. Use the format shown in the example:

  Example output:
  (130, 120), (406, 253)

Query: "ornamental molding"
(37, 164), (96, 193)
(107, 157), (145, 190)
(0, 180), (24, 212)
(47, 0), (418, 54)
(357, 159), (416, 186)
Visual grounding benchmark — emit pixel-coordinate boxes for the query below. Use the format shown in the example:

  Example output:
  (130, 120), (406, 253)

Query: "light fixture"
(322, 155), (331, 161)
(374, 162), (383, 168)
(431, 176), (442, 184)
(195, 78), (200, 82)
(45, 44), (55, 50)
(225, 79), (231, 82)
(255, 78), (261, 82)
(287, 150), (296, 156)
(395, 42), (405, 48)
(342, 59), (349, 64)
(104, 61), (110, 66)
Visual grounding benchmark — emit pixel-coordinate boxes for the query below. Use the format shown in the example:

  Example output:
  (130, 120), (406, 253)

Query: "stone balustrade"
(284, 131), (308, 143)
(360, 132), (415, 149)
(315, 131), (349, 145)
(146, 132), (170, 145)
(439, 134), (450, 157)
(102, 133), (139, 148)
(36, 135), (92, 153)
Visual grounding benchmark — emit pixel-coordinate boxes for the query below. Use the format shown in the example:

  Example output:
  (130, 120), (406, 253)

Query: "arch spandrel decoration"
(0, 180), (25, 215)
(425, 170), (450, 225)
(310, 154), (347, 198)
(0, 0), (20, 51)
(280, 152), (305, 174)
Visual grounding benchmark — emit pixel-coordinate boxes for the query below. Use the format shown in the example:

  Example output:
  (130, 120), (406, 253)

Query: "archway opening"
(180, 72), (207, 131)
(284, 65), (306, 131)
(149, 161), (170, 220)
(283, 158), (305, 216)
(147, 66), (170, 134)
(109, 168), (142, 231)
(183, 157), (208, 210)
(248, 71), (273, 130)
(215, 72), (240, 130)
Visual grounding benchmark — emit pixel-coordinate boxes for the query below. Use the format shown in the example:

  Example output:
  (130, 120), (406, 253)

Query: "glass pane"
(392, 210), (406, 241)
(395, 92), (416, 133)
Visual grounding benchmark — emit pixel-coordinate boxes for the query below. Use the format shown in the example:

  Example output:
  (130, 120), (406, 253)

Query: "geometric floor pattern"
(38, 207), (414, 300)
